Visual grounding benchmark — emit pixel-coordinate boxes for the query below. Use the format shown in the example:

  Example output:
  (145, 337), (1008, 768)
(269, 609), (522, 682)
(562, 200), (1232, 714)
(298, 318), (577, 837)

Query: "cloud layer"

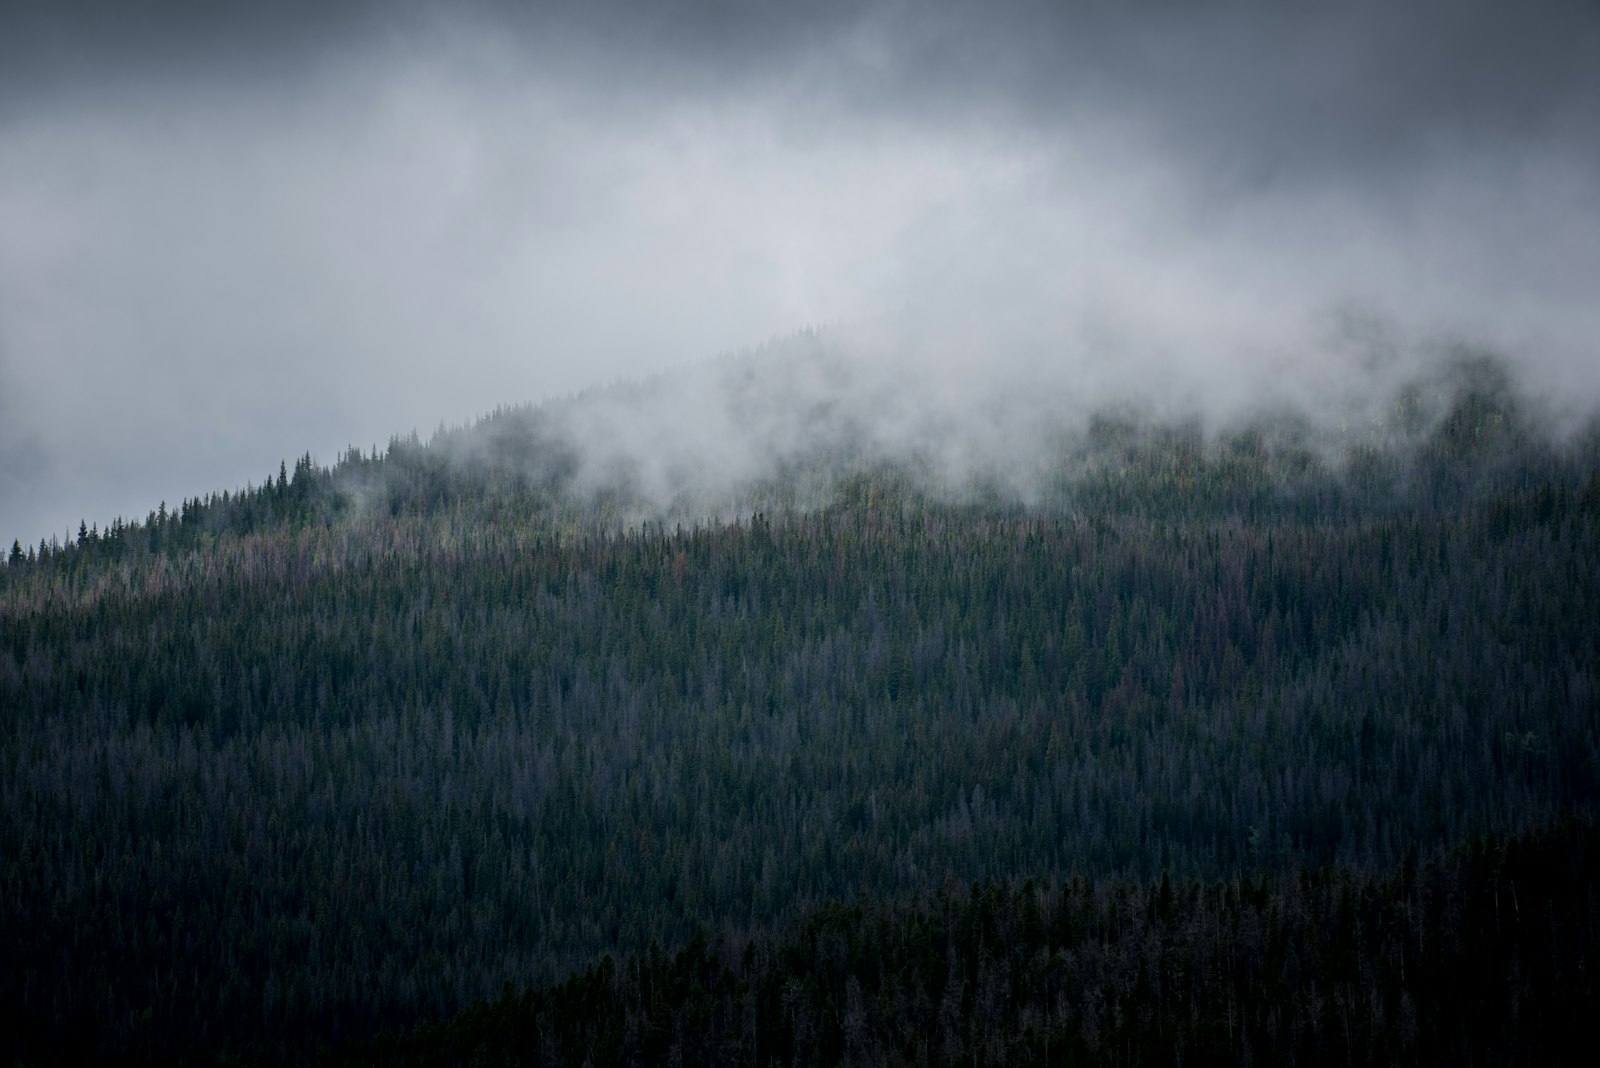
(3, 1), (1597, 543)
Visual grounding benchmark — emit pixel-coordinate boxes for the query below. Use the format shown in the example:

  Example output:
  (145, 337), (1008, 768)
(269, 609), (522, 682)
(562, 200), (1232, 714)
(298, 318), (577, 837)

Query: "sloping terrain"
(3, 354), (1597, 1063)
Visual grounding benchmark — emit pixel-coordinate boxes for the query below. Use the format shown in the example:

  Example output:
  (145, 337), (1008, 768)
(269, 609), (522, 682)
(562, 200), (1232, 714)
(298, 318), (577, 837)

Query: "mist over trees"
(6, 0), (1599, 1061)
(3, 348), (1598, 1062)
(8, 339), (1586, 559)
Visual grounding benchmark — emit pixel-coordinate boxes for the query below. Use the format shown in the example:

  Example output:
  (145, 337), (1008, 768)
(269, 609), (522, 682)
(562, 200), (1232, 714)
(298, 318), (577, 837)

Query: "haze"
(3, 0), (1598, 545)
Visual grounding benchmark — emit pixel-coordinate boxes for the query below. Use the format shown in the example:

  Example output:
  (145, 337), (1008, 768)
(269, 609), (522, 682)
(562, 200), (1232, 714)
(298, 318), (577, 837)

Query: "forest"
(338, 818), (1600, 1066)
(3, 354), (1598, 1063)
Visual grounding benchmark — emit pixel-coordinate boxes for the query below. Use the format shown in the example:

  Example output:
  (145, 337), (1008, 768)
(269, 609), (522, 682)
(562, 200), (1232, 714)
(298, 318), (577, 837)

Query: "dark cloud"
(9, 2), (1595, 165)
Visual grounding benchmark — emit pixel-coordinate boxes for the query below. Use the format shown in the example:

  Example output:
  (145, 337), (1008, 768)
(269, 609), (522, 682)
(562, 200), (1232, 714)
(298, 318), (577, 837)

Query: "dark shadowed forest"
(339, 819), (1600, 1067)
(3, 354), (1598, 1064)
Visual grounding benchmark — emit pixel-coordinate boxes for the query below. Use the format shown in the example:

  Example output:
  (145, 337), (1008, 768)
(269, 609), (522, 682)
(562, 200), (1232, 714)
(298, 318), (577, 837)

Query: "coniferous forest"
(3, 353), (1599, 1064)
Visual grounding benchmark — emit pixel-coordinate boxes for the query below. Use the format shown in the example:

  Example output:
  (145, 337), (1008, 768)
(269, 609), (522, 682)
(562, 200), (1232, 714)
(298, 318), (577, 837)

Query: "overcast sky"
(3, 1), (1599, 545)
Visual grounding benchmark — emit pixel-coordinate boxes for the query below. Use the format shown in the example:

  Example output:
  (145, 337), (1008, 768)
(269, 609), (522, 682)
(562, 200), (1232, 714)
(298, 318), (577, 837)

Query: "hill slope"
(3, 351), (1598, 1062)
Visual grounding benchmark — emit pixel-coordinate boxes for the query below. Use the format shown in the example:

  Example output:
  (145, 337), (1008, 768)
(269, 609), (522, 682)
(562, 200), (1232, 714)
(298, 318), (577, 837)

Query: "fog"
(3, 1), (1598, 544)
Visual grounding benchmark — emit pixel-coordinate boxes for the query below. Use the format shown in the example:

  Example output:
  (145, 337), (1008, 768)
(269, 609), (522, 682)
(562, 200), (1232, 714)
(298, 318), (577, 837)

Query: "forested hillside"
(341, 819), (1600, 1067)
(3, 356), (1598, 1063)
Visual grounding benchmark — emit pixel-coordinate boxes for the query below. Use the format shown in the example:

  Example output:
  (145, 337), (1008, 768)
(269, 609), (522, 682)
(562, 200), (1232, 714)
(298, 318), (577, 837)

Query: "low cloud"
(2, 2), (1597, 543)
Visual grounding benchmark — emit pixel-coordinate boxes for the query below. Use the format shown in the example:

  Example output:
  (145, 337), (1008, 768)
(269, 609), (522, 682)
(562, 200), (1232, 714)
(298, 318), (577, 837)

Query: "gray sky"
(3, 1), (1599, 544)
